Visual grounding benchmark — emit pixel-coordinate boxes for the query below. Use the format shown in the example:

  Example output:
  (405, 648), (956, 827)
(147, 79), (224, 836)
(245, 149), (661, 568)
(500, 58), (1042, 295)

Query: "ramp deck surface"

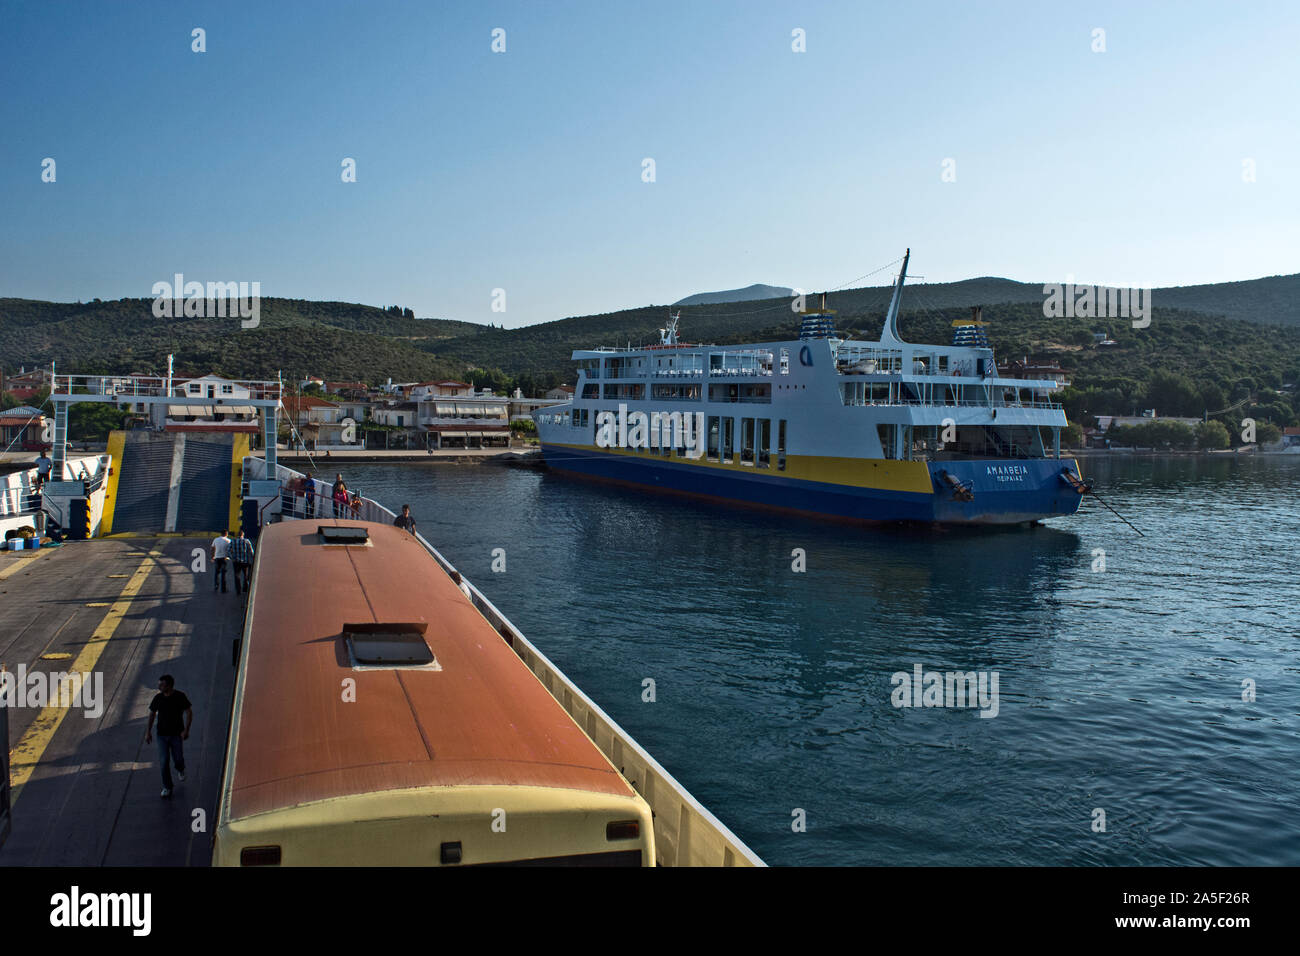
(0, 536), (240, 866)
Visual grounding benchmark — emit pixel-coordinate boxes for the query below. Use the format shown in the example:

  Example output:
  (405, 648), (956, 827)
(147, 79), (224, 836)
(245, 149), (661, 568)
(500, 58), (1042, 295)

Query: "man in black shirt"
(145, 675), (193, 798)
(393, 504), (416, 534)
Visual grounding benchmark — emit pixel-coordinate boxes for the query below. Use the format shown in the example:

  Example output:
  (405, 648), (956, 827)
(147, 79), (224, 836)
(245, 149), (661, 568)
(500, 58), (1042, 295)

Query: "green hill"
(0, 297), (478, 381)
(4, 272), (1299, 428)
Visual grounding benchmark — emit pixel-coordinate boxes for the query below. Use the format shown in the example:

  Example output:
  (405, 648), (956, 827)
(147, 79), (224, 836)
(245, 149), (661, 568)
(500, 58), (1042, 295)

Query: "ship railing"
(0, 485), (42, 517)
(842, 397), (1062, 410)
(242, 456), (765, 868)
(52, 374), (281, 400)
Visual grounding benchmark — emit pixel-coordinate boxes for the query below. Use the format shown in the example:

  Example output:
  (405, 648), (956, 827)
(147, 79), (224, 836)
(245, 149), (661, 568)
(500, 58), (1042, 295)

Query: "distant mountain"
(673, 283), (794, 306)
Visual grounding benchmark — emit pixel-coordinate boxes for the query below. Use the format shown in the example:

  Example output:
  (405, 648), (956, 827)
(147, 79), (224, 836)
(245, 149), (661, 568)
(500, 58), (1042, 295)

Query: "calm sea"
(338, 454), (1300, 866)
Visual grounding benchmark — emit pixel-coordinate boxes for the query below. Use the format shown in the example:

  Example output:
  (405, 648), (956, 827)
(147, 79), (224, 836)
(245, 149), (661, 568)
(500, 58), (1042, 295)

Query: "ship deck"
(0, 537), (240, 866)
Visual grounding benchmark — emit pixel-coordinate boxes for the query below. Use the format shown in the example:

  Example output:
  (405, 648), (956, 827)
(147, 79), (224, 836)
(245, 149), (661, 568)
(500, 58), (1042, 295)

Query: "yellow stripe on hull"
(545, 442), (934, 494)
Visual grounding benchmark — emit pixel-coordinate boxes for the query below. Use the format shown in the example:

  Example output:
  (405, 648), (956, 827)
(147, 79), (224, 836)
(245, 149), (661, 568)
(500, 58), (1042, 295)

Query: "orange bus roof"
(227, 520), (633, 821)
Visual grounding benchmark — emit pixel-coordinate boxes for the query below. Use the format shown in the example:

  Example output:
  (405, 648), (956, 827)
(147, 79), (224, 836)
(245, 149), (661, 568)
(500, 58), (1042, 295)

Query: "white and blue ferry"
(533, 251), (1089, 526)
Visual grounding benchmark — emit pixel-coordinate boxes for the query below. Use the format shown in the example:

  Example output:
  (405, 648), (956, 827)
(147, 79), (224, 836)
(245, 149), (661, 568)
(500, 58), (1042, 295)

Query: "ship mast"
(880, 248), (910, 345)
(659, 311), (681, 346)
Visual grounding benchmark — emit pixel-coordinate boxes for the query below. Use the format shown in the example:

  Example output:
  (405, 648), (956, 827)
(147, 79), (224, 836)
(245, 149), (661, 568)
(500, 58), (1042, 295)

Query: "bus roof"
(225, 520), (634, 822)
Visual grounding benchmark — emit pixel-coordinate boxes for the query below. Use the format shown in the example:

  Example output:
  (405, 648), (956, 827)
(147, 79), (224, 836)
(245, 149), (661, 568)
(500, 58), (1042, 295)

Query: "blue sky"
(2, 0), (1296, 327)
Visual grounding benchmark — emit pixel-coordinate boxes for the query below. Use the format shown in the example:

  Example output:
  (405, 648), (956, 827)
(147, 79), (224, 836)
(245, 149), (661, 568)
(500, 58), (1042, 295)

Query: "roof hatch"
(343, 622), (439, 669)
(318, 525), (369, 546)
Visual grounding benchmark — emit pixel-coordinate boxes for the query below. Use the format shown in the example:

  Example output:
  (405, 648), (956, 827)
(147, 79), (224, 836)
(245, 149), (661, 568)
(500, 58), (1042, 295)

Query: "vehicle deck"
(0, 537), (240, 866)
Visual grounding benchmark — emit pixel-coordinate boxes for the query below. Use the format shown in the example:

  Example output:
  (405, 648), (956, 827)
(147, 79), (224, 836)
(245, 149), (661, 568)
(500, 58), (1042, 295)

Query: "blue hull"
(540, 445), (1084, 525)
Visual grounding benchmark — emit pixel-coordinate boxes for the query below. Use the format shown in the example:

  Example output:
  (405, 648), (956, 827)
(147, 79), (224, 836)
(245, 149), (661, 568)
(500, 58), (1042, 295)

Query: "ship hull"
(539, 443), (1084, 525)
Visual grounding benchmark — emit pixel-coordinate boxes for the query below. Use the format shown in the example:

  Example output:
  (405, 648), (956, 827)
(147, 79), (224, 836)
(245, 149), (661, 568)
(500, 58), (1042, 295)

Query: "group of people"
(209, 529), (255, 594)
(278, 472), (419, 537)
(281, 472), (368, 519)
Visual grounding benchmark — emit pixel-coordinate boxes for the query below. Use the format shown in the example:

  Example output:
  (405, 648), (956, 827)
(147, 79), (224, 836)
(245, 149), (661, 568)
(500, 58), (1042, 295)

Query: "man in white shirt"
(210, 530), (232, 593)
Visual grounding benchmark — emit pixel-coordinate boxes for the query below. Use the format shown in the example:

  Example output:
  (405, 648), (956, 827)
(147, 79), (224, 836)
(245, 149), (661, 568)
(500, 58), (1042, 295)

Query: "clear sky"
(2, 0), (1296, 328)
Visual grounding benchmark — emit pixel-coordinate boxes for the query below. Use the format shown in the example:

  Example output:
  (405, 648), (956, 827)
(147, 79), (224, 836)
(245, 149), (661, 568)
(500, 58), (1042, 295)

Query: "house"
(996, 359), (1072, 392)
(415, 394), (510, 449)
(407, 380), (473, 401)
(164, 375), (259, 433)
(0, 405), (48, 451)
(281, 394), (360, 449)
(1281, 427), (1300, 449)
(545, 385), (576, 401)
(2, 366), (54, 399)
(324, 381), (371, 400)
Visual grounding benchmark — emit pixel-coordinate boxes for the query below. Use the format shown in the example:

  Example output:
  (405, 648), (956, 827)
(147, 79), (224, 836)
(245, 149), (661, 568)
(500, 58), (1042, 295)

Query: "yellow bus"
(213, 520), (654, 866)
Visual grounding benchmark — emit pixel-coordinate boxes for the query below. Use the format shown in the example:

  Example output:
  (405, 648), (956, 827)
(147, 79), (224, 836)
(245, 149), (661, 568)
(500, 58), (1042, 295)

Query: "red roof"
(281, 395), (337, 414)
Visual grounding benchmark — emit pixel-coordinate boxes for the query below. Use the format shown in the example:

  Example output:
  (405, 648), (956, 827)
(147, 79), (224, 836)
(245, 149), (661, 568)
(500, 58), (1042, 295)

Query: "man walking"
(393, 504), (416, 534)
(210, 529), (232, 593)
(145, 675), (193, 798)
(230, 529), (255, 595)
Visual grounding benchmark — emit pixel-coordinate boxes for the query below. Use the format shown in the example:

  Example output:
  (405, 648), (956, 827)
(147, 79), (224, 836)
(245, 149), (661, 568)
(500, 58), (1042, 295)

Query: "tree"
(1257, 422), (1282, 445)
(1195, 420), (1230, 450)
(1143, 369), (1200, 417)
(68, 404), (129, 441)
(1062, 422), (1084, 447)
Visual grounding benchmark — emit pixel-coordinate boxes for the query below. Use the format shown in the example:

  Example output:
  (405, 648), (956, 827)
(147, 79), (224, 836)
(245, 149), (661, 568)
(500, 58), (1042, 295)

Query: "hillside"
(0, 297), (479, 381)
(4, 271), (1299, 427)
(673, 283), (794, 306)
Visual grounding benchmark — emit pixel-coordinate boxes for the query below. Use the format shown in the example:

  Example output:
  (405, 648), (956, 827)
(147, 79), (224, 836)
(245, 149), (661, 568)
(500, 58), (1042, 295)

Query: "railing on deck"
(243, 457), (764, 867)
(0, 486), (41, 518)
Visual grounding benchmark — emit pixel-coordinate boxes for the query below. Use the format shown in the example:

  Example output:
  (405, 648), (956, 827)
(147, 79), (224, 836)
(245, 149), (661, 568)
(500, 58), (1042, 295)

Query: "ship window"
(707, 417), (720, 461)
(741, 418), (755, 464)
(758, 419), (771, 468)
(777, 420), (786, 471)
(722, 418), (734, 463)
(344, 622), (440, 669)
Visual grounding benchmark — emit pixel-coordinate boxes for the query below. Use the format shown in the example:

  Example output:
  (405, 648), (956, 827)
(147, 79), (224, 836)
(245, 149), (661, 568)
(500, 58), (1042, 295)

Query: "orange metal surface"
(227, 520), (633, 821)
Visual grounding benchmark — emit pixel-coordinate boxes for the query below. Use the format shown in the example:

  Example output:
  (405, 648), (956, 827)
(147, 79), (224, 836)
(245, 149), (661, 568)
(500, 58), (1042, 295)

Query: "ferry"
(533, 251), (1089, 525)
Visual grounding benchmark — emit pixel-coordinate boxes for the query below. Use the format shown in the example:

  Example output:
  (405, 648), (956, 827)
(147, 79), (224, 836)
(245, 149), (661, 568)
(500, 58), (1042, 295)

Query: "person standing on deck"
(210, 530), (232, 592)
(145, 675), (192, 798)
(34, 451), (52, 491)
(230, 529), (255, 594)
(304, 472), (317, 517)
(331, 474), (347, 518)
(393, 504), (416, 534)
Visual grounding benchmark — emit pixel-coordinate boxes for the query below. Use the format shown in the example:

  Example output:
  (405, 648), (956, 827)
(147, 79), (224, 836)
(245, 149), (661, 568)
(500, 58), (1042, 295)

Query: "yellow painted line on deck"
(0, 550), (48, 581)
(7, 550), (159, 808)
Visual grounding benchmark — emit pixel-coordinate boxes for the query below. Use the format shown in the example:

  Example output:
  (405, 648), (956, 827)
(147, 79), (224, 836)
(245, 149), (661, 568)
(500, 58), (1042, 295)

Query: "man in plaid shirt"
(229, 529), (255, 595)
